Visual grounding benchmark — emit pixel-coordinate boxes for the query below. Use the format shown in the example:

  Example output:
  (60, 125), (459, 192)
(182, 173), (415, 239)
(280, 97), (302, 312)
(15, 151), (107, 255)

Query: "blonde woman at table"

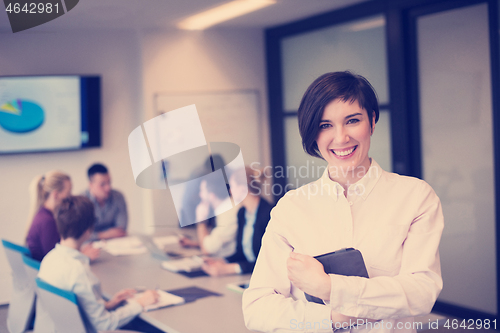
(242, 71), (444, 332)
(26, 171), (99, 261)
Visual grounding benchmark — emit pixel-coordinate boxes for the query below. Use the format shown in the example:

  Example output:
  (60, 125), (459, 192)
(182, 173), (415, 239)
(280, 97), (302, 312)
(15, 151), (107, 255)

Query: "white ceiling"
(0, 0), (369, 33)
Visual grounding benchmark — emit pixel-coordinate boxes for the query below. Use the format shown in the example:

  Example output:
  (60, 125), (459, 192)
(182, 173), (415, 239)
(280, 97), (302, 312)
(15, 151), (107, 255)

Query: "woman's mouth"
(331, 146), (357, 158)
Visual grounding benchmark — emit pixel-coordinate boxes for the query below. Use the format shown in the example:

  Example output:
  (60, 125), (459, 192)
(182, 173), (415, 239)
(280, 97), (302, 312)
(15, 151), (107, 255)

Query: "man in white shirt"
(38, 195), (160, 332)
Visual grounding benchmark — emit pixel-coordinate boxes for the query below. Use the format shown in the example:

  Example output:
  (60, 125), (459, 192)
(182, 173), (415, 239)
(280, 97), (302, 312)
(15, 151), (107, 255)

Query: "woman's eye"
(347, 118), (360, 124)
(319, 123), (330, 129)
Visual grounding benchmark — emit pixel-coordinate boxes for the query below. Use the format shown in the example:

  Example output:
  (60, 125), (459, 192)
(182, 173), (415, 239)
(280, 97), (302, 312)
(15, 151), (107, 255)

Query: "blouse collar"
(319, 158), (383, 201)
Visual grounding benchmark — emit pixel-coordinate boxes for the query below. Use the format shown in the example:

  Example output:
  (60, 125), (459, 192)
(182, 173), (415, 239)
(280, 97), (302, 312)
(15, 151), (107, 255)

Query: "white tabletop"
(91, 235), (252, 333)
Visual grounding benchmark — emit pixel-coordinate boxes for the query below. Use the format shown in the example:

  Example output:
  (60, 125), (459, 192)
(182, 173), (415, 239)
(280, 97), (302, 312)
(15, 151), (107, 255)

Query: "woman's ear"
(371, 111), (376, 135)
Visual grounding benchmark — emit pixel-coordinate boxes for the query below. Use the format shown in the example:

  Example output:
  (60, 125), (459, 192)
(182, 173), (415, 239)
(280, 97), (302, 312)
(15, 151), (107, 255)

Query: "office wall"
(141, 29), (271, 229)
(0, 28), (270, 303)
(0, 30), (146, 303)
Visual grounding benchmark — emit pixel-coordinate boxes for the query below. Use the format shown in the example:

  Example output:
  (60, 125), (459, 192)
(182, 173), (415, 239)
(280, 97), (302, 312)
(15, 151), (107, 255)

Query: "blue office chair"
(34, 278), (140, 333)
(21, 255), (40, 332)
(21, 254), (40, 292)
(1, 239), (36, 333)
(34, 277), (96, 333)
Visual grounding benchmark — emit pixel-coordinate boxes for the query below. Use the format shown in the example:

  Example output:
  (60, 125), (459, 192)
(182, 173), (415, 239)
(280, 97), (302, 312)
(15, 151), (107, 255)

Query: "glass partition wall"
(415, 3), (497, 316)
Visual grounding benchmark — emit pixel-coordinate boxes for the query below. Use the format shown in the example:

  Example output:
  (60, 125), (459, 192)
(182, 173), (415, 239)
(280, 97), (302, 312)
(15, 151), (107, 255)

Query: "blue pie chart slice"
(0, 100), (44, 133)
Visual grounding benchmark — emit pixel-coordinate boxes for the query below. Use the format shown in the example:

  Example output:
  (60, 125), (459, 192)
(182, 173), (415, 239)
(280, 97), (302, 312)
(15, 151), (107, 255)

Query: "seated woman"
(202, 166), (274, 276)
(26, 171), (99, 261)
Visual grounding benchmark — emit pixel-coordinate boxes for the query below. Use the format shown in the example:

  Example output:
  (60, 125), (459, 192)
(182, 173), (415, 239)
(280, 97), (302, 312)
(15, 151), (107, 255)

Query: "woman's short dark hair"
(297, 71), (380, 159)
(55, 196), (96, 240)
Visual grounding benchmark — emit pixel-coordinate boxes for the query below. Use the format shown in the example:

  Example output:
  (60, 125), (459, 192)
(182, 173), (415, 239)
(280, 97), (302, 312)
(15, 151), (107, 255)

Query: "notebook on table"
(132, 290), (185, 311)
(166, 286), (222, 303)
(304, 248), (369, 304)
(160, 256), (204, 272)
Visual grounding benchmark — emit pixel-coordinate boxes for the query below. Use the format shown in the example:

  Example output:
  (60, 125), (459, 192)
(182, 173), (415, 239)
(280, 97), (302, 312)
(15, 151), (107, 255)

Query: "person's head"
(29, 171), (72, 213)
(298, 71), (379, 173)
(88, 163), (111, 201)
(55, 196), (96, 241)
(229, 166), (262, 204)
(200, 175), (229, 206)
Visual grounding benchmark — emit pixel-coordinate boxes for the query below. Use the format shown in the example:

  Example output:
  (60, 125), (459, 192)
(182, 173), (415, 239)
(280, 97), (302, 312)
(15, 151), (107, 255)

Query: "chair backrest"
(22, 255), (40, 333)
(2, 239), (31, 289)
(22, 254), (40, 290)
(35, 277), (97, 333)
(2, 239), (36, 333)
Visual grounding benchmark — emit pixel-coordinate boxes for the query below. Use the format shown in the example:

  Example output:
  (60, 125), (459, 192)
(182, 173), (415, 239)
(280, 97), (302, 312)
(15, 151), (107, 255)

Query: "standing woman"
(243, 72), (444, 332)
(26, 171), (73, 261)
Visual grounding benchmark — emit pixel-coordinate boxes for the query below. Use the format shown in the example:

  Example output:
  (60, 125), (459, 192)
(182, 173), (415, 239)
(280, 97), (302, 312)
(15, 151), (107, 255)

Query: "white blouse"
(202, 197), (238, 258)
(242, 159), (444, 333)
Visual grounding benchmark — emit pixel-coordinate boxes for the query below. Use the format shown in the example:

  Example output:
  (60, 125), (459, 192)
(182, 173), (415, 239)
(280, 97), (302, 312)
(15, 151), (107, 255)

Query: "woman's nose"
(334, 126), (349, 144)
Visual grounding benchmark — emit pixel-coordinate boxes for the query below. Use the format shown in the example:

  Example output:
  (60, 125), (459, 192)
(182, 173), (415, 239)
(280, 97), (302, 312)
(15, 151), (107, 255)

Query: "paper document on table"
(160, 256), (203, 272)
(133, 290), (185, 311)
(98, 236), (148, 256)
(152, 235), (180, 249)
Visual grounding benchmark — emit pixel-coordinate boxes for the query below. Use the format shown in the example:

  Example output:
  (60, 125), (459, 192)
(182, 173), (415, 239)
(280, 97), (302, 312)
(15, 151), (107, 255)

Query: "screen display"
(0, 75), (100, 154)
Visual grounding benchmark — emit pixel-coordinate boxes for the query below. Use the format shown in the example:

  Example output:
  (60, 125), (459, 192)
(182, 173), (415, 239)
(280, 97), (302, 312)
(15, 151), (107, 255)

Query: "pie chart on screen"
(0, 99), (44, 133)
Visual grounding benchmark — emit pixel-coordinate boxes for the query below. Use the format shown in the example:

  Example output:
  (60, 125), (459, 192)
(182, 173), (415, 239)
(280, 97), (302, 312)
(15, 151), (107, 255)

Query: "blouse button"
(349, 201), (353, 206)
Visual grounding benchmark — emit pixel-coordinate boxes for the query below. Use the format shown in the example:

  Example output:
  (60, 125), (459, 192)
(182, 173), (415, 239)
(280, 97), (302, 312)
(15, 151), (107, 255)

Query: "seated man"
(83, 163), (127, 240)
(38, 196), (160, 332)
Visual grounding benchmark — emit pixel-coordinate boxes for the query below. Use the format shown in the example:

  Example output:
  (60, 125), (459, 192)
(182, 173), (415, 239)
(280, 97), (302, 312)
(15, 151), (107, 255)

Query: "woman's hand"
(81, 243), (100, 261)
(331, 311), (356, 329)
(202, 258), (239, 276)
(136, 290), (160, 309)
(287, 252), (331, 301)
(179, 235), (199, 248)
(105, 288), (136, 310)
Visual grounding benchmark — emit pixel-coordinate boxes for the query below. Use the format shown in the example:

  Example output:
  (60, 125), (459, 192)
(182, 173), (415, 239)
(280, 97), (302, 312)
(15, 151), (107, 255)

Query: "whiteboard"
(155, 90), (262, 167)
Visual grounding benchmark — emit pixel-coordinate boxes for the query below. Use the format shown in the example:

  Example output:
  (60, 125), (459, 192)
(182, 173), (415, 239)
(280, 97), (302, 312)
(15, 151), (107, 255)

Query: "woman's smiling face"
(316, 98), (374, 178)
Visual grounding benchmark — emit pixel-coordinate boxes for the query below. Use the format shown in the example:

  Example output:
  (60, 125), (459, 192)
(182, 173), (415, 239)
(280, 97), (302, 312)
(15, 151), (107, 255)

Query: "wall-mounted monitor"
(0, 75), (101, 154)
